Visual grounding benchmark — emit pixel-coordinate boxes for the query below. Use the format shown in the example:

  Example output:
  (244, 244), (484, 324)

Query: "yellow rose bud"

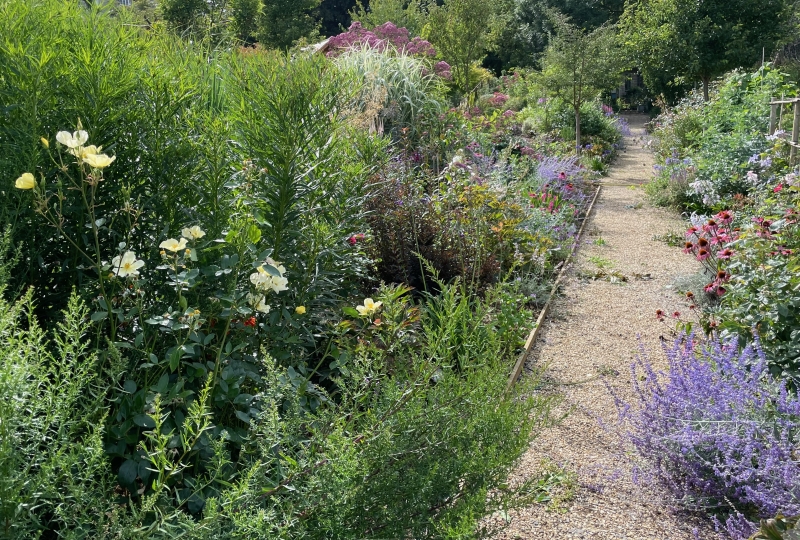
(295, 305), (306, 315)
(40, 137), (49, 148)
(15, 173), (36, 190)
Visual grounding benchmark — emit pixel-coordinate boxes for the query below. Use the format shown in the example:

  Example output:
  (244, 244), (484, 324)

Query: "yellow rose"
(83, 153), (116, 169)
(295, 306), (306, 315)
(159, 238), (188, 252)
(70, 144), (101, 159)
(111, 251), (145, 278)
(55, 130), (89, 149)
(356, 298), (383, 317)
(15, 173), (36, 190)
(181, 226), (206, 240)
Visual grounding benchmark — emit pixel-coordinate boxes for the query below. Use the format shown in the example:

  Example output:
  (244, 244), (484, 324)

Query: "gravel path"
(489, 115), (714, 539)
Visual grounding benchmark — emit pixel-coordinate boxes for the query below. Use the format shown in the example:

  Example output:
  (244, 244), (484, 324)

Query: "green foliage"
(230, 0), (261, 42)
(160, 0), (208, 32)
(349, 0), (430, 36)
(0, 3), (570, 537)
(538, 13), (624, 152)
(257, 0), (322, 50)
(715, 203), (800, 380)
(0, 283), (554, 538)
(750, 514), (800, 540)
(620, 0), (795, 101)
(0, 291), (120, 537)
(424, 0), (508, 93)
(649, 66), (797, 210)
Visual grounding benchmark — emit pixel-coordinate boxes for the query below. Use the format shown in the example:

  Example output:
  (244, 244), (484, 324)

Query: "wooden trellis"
(768, 97), (800, 166)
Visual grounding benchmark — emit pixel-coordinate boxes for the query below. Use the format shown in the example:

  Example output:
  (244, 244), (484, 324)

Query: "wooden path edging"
(505, 182), (603, 392)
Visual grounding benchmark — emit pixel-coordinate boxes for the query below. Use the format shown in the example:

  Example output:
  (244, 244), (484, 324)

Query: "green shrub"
(0, 282), (554, 538)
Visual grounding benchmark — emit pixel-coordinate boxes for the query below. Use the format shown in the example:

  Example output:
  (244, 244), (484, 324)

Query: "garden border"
(505, 182), (603, 391)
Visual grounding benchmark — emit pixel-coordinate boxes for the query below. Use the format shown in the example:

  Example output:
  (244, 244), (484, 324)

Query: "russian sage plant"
(616, 335), (800, 539)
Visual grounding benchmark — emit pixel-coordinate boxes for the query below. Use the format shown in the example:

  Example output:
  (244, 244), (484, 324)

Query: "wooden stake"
(792, 102), (800, 166)
(769, 103), (778, 135)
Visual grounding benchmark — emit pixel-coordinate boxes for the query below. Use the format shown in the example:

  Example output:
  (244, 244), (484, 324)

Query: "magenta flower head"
(718, 248), (734, 259)
(716, 210), (733, 225)
(697, 249), (710, 261)
(558, 171), (567, 181)
(347, 233), (365, 246)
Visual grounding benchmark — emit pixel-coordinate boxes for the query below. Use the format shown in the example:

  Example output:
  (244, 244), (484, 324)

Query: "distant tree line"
(138, 0), (799, 103)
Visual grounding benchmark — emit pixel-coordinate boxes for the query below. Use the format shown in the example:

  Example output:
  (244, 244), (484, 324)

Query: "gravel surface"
(487, 115), (715, 539)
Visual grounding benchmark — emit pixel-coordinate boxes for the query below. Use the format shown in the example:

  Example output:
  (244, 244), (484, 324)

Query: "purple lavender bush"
(617, 335), (800, 539)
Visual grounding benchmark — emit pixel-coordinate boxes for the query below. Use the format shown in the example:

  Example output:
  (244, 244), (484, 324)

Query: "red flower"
(347, 233), (365, 246)
(244, 317), (257, 327)
(672, 311), (681, 319)
(656, 309), (665, 321)
(774, 184), (784, 193)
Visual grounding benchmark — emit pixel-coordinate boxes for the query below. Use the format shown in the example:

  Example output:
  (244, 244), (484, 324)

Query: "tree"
(349, 0), (429, 36)
(160, 0), (207, 32)
(620, 0), (794, 101)
(539, 13), (623, 153)
(257, 0), (322, 50)
(316, 0), (359, 36)
(484, 0), (625, 74)
(424, 0), (509, 93)
(231, 0), (260, 42)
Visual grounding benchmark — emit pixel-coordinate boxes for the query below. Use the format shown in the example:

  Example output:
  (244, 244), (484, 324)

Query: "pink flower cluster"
(327, 22), (436, 58)
(433, 61), (451, 80)
(487, 92), (509, 107)
(683, 211), (737, 296)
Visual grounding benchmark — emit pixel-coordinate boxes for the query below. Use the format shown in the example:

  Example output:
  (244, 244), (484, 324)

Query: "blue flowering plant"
(615, 335), (800, 539)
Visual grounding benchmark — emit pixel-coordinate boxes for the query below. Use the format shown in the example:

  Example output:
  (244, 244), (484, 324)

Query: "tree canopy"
(424, 0), (509, 93)
(620, 0), (795, 100)
(539, 13), (624, 151)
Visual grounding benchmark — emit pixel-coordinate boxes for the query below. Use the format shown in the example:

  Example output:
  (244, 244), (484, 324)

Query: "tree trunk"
(575, 106), (581, 155)
(702, 77), (710, 101)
